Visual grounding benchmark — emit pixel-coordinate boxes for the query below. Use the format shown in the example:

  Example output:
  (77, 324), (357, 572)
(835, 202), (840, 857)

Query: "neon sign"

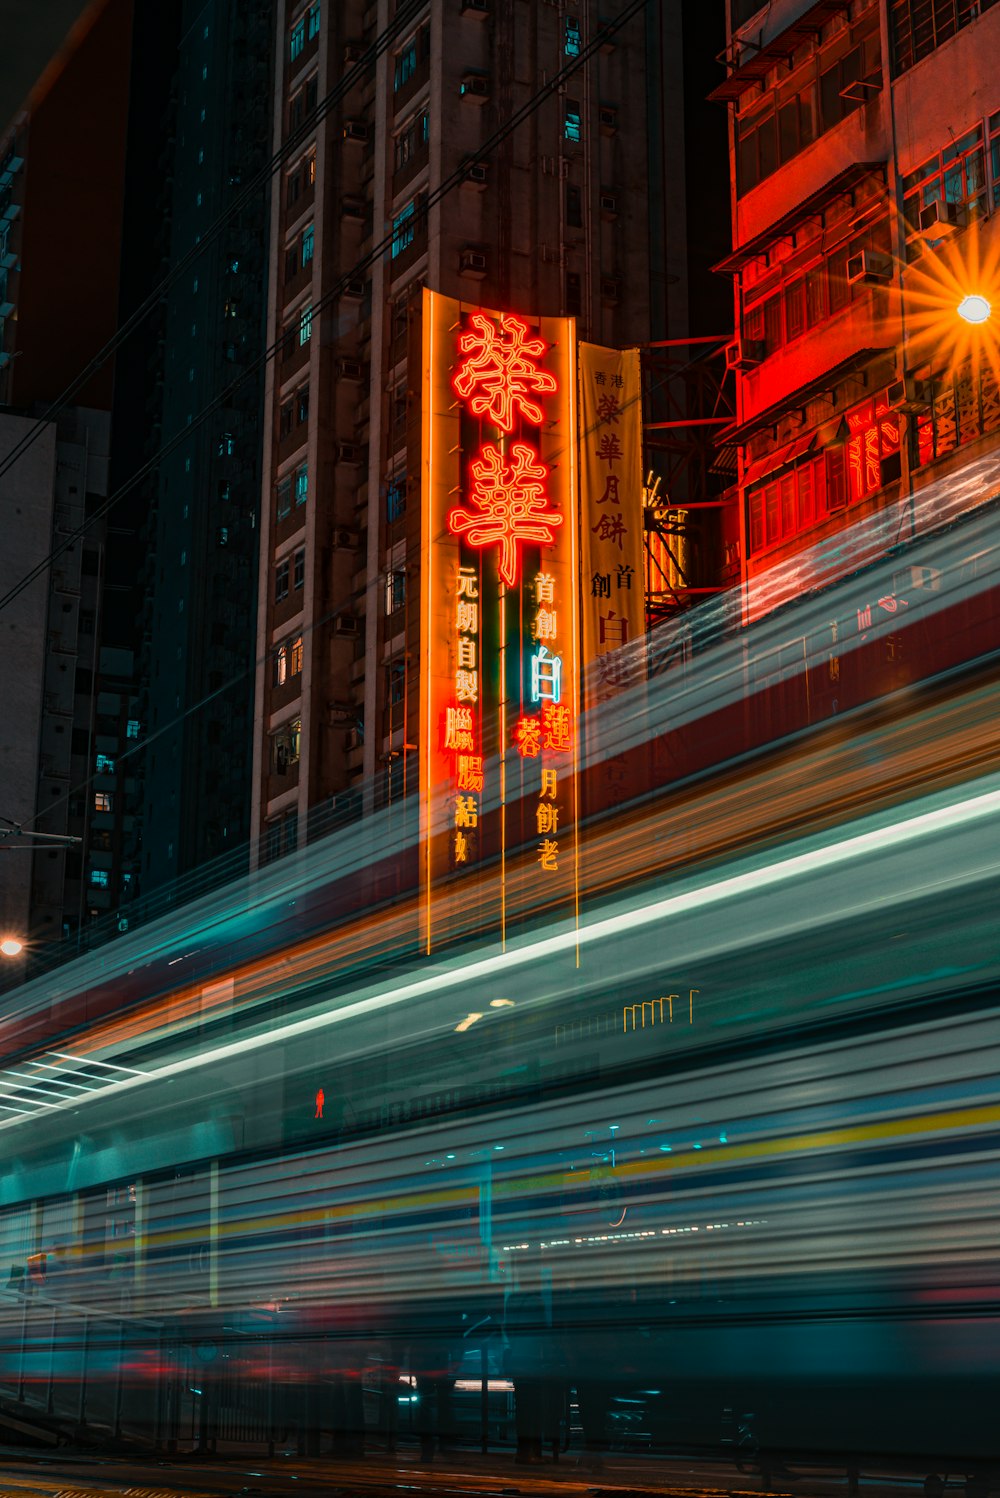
(452, 312), (558, 431)
(448, 443), (562, 588)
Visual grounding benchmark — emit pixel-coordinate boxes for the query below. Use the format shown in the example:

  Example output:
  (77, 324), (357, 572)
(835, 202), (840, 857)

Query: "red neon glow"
(449, 442), (562, 588)
(541, 701), (573, 752)
(513, 715), (542, 758)
(452, 313), (557, 432)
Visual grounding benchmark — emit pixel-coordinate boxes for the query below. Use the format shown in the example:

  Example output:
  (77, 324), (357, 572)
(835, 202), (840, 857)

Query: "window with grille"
(891, 0), (997, 75)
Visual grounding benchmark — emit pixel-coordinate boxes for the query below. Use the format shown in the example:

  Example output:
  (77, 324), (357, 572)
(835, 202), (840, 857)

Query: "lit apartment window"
(94, 792), (113, 813)
(95, 753), (115, 774)
(307, 3), (320, 40)
(291, 634), (304, 675)
(394, 41), (417, 91)
(564, 16), (581, 56)
(297, 384), (310, 424)
(295, 463), (309, 505)
(274, 641), (289, 686)
(274, 633), (305, 687)
(307, 149), (316, 185)
(391, 200), (416, 258)
(276, 476), (292, 519)
(290, 17), (305, 61)
(564, 100), (582, 142)
(302, 223), (315, 265)
(89, 868), (110, 888)
(275, 558), (290, 602)
(293, 547), (306, 590)
(272, 718), (302, 773)
(299, 302), (313, 344)
(126, 719), (140, 739)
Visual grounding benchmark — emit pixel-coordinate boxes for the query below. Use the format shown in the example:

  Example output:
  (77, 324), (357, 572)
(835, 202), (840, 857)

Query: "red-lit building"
(713, 0), (1000, 618)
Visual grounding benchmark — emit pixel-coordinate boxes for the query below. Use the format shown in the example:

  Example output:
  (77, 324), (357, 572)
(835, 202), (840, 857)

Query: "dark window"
(297, 384), (310, 423)
(891, 0), (995, 76)
(275, 558), (290, 601)
(279, 398), (294, 438)
(566, 183), (582, 228)
(293, 547), (306, 589)
(566, 270), (582, 316)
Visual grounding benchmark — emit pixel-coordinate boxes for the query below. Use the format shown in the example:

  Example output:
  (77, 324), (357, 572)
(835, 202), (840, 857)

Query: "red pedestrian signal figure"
(314, 1087), (325, 1120)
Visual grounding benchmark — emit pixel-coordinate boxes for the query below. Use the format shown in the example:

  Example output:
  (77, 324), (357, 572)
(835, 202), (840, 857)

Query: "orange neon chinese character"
(541, 701), (573, 752)
(535, 571), (555, 605)
(452, 312), (557, 432)
(454, 830), (469, 864)
(449, 443), (562, 588)
(538, 838), (559, 871)
(455, 668), (479, 702)
(456, 754), (485, 792)
(443, 705), (475, 752)
(513, 715), (542, 758)
(457, 636), (477, 669)
(457, 600), (479, 633)
(533, 608), (558, 641)
(536, 802), (559, 835)
(540, 768), (558, 799)
(455, 795), (478, 829)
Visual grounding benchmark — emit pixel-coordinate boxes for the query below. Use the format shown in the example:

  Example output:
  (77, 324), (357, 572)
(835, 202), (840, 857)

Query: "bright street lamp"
(957, 293), (992, 325)
(0, 936), (24, 958)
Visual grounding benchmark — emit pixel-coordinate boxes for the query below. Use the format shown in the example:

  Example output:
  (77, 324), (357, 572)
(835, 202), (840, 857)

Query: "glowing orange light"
(449, 442), (562, 587)
(513, 716), (542, 758)
(541, 701), (573, 752)
(957, 293), (991, 324)
(898, 224), (1000, 390)
(452, 313), (557, 431)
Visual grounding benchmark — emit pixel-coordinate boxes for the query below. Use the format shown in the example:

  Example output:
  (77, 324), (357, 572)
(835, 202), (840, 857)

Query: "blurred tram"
(2, 465), (1000, 1478)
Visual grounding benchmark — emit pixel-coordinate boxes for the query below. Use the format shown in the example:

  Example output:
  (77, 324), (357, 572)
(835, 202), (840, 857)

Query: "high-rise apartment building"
(714, 0), (1000, 619)
(252, 0), (666, 860)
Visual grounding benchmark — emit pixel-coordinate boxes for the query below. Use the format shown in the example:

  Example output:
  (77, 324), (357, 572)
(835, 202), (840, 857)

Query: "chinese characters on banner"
(578, 344), (645, 808)
(420, 292), (578, 950)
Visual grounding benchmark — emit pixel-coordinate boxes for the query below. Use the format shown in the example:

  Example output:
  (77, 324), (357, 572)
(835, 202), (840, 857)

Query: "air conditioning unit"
(725, 338), (765, 371)
(334, 526), (361, 548)
(1, 251), (16, 270)
(334, 614), (359, 637)
(600, 276), (621, 303)
(345, 727), (362, 751)
(599, 191), (618, 217)
(846, 249), (892, 285)
(341, 196), (366, 220)
(344, 41), (365, 62)
(460, 248), (488, 278)
(461, 0), (489, 12)
(885, 375), (930, 414)
(342, 276), (366, 299)
(460, 74), (490, 101)
(336, 442), (362, 465)
(918, 198), (966, 238)
(464, 161), (488, 188)
(599, 105), (618, 132)
(342, 119), (369, 142)
(338, 357), (363, 380)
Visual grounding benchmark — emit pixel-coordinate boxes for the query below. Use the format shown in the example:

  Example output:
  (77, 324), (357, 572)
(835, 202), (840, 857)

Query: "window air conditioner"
(337, 442), (362, 465)
(918, 198), (966, 237)
(344, 41), (364, 62)
(599, 192), (619, 216)
(461, 0), (489, 12)
(338, 357), (363, 380)
(725, 338), (764, 371)
(334, 614), (359, 637)
(334, 527), (361, 548)
(599, 106), (618, 132)
(460, 74), (489, 100)
(460, 248), (488, 277)
(846, 250), (892, 285)
(342, 119), (369, 142)
(465, 161), (488, 187)
(600, 276), (621, 303)
(345, 727), (362, 751)
(885, 375), (930, 414)
(341, 196), (367, 220)
(342, 277), (366, 299)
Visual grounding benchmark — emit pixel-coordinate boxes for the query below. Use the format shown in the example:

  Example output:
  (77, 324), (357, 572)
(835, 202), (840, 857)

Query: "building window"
(394, 41), (417, 91)
(385, 569), (406, 615)
(295, 463), (309, 506)
(279, 398), (294, 438)
(290, 17), (306, 60)
(302, 223), (315, 265)
(285, 243), (299, 282)
(297, 384), (310, 424)
(126, 719), (140, 740)
(736, 8), (882, 195)
(902, 126), (987, 256)
(391, 200), (416, 258)
(307, 149), (316, 185)
(275, 633), (305, 687)
(287, 165), (303, 207)
(95, 753), (115, 774)
(272, 718), (302, 773)
(564, 100), (582, 142)
(566, 270), (582, 316)
(276, 475), (292, 519)
(89, 868), (110, 888)
(299, 302), (313, 343)
(94, 792), (113, 813)
(388, 659), (406, 705)
(565, 15), (582, 55)
(293, 547), (306, 590)
(307, 2), (320, 40)
(891, 0), (993, 75)
(386, 476), (407, 522)
(219, 432), (235, 456)
(275, 558), (290, 601)
(566, 183), (582, 228)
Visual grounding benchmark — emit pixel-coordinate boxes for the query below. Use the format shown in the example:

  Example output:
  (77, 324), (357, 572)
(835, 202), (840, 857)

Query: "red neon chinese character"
(513, 716), (542, 758)
(449, 442), (562, 588)
(452, 313), (557, 432)
(541, 701), (573, 752)
(456, 754), (485, 792)
(443, 706), (475, 752)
